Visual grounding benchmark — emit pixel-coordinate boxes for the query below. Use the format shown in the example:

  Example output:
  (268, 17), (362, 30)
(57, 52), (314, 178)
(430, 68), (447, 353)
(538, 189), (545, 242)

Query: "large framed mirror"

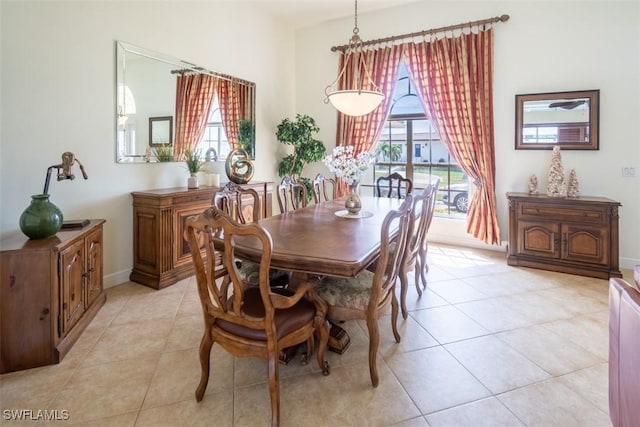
(515, 89), (599, 150)
(115, 41), (256, 163)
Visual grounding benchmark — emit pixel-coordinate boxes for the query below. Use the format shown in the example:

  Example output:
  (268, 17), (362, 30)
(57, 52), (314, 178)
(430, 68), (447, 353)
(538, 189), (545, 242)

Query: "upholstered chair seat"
(316, 271), (376, 312)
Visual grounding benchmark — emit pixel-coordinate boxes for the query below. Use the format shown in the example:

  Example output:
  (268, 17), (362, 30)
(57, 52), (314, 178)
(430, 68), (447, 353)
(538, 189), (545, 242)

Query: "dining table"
(234, 196), (404, 277)
(231, 195), (405, 354)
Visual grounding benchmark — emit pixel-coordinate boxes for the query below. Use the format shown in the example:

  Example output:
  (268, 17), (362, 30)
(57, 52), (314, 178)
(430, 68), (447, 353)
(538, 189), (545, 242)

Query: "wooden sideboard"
(507, 193), (622, 279)
(130, 182), (273, 289)
(1, 220), (106, 373)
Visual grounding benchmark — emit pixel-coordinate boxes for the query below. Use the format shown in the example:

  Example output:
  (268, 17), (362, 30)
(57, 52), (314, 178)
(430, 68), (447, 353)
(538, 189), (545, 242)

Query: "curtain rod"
(330, 14), (510, 53)
(170, 68), (255, 87)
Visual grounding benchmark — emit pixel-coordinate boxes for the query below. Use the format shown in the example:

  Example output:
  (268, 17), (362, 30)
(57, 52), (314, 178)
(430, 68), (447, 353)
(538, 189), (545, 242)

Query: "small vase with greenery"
(184, 148), (203, 189)
(276, 114), (326, 201)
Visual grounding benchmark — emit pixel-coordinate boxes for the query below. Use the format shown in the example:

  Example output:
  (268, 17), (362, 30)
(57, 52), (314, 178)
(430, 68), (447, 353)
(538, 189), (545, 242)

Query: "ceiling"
(251, 0), (420, 29)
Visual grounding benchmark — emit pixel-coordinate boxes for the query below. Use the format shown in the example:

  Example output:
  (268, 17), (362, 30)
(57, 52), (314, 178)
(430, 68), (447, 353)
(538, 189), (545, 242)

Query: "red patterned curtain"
(334, 44), (404, 194)
(218, 79), (241, 150)
(174, 74), (217, 159)
(404, 29), (500, 245)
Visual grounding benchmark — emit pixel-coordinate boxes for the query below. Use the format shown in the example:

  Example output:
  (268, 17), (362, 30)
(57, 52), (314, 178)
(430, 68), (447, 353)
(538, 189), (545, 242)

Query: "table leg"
(328, 321), (351, 354)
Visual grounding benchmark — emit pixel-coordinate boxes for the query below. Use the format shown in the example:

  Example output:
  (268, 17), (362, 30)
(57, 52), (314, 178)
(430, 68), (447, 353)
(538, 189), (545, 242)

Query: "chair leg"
(316, 320), (330, 376)
(267, 346), (280, 427)
(391, 293), (401, 343)
(399, 267), (409, 319)
(366, 317), (380, 387)
(414, 261), (423, 297)
(418, 247), (429, 290)
(195, 331), (213, 401)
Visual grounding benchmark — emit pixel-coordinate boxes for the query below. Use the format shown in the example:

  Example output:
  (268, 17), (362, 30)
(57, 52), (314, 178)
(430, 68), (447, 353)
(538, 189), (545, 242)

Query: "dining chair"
(398, 179), (440, 319)
(375, 172), (413, 199)
(314, 195), (413, 387)
(213, 182), (291, 289)
(277, 176), (308, 213)
(186, 207), (330, 427)
(312, 173), (337, 203)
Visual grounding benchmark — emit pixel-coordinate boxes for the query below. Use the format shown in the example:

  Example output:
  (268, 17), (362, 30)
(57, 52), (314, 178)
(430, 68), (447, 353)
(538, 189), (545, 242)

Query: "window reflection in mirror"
(115, 41), (255, 163)
(515, 90), (599, 150)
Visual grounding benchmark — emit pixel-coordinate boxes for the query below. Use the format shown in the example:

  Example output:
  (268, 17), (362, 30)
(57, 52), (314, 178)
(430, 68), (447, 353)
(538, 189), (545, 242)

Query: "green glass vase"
(19, 194), (63, 239)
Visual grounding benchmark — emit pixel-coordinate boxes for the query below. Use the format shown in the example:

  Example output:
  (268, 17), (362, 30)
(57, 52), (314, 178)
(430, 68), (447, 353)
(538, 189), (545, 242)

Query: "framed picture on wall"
(149, 116), (173, 147)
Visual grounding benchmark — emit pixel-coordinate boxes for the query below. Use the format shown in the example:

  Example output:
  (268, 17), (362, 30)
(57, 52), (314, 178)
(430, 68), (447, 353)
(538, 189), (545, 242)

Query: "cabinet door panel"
(85, 227), (103, 306)
(174, 205), (209, 267)
(59, 239), (86, 335)
(518, 221), (560, 259)
(563, 225), (608, 265)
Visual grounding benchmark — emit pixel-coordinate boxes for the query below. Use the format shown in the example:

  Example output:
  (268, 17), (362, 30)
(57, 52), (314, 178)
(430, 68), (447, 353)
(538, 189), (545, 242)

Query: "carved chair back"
(312, 173), (337, 204)
(277, 176), (308, 213)
(375, 172), (413, 199)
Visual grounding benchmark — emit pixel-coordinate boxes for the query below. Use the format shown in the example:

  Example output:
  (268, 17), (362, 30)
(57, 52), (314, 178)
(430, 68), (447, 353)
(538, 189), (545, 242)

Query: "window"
(195, 98), (229, 161)
(367, 61), (468, 217)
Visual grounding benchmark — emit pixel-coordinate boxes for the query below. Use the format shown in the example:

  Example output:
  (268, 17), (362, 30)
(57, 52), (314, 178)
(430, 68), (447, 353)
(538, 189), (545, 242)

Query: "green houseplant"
(275, 114), (326, 200)
(153, 143), (173, 162)
(237, 119), (255, 159)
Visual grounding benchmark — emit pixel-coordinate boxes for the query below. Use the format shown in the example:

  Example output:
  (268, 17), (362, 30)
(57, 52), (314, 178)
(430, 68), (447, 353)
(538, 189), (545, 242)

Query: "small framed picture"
(149, 116), (173, 147)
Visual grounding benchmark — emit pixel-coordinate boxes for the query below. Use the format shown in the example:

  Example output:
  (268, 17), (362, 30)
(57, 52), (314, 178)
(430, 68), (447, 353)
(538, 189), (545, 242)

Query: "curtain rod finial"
(499, 14), (510, 22)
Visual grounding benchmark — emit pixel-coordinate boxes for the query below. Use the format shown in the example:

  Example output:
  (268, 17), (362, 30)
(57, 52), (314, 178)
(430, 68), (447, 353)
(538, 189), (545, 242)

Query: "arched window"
(372, 61), (469, 217)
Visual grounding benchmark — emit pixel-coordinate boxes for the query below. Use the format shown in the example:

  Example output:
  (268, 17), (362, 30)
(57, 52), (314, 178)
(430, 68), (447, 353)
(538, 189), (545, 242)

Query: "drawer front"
(518, 202), (607, 225)
(172, 190), (216, 206)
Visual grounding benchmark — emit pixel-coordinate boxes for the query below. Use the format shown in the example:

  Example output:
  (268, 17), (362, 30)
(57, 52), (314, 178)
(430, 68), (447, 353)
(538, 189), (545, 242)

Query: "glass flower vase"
(344, 181), (362, 215)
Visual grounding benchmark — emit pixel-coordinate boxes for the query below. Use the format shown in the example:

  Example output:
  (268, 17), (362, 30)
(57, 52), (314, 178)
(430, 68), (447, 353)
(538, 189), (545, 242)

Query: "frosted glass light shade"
(327, 90), (384, 116)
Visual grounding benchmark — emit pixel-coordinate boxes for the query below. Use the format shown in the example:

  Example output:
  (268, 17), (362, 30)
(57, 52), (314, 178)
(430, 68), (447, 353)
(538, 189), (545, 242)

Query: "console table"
(130, 182), (273, 289)
(507, 193), (622, 279)
(1, 220), (106, 373)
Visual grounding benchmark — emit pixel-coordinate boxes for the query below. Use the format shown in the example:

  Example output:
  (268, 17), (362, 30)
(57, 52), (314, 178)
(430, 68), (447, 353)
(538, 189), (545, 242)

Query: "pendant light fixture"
(324, 0), (384, 116)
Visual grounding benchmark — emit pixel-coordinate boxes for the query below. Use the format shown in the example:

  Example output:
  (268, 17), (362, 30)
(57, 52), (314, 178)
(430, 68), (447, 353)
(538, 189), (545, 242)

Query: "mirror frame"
(515, 89), (599, 150)
(115, 40), (256, 163)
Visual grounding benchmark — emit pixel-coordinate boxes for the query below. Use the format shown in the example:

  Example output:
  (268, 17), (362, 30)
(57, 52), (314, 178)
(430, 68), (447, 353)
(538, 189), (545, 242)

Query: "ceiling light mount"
(324, 0), (384, 117)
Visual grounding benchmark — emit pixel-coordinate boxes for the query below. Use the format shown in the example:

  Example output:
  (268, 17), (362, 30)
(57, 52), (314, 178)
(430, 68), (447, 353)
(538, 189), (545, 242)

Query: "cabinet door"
(517, 220), (560, 259)
(174, 204), (209, 268)
(562, 224), (608, 266)
(85, 227), (103, 306)
(59, 239), (86, 335)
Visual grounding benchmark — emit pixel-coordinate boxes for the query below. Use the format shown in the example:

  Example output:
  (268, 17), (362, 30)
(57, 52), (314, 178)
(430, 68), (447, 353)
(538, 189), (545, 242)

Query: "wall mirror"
(515, 89), (599, 150)
(115, 41), (256, 163)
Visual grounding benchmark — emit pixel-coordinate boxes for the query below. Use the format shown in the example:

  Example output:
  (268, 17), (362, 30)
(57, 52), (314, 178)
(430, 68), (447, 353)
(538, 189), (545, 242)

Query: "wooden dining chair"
(277, 176), (308, 213)
(312, 173), (337, 203)
(186, 207), (330, 427)
(376, 172), (413, 199)
(314, 195), (413, 387)
(213, 182), (291, 289)
(398, 178), (440, 319)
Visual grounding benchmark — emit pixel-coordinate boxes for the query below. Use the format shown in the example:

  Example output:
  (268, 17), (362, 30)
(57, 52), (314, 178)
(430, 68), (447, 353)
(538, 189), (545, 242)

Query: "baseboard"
(104, 269), (132, 288)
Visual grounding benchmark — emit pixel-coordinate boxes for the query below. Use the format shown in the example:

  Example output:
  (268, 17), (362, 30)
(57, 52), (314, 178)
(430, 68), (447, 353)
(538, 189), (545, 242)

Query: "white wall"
(295, 1), (640, 267)
(1, 1), (296, 286)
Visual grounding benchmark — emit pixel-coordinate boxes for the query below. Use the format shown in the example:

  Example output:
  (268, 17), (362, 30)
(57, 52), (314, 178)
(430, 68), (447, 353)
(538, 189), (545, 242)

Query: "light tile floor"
(1, 244), (630, 426)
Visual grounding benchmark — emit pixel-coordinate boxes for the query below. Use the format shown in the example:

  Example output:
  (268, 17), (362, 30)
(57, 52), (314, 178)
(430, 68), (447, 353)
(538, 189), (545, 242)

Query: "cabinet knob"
(40, 308), (50, 320)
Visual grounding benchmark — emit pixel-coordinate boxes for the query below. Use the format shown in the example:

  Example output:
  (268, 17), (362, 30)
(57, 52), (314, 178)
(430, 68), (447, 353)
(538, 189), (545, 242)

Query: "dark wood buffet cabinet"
(507, 193), (622, 279)
(0, 219), (106, 373)
(130, 182), (273, 289)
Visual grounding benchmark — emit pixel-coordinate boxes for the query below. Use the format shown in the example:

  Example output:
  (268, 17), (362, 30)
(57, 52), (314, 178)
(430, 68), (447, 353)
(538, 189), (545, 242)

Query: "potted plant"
(184, 148), (203, 189)
(237, 119), (255, 159)
(153, 143), (173, 162)
(275, 114), (326, 201)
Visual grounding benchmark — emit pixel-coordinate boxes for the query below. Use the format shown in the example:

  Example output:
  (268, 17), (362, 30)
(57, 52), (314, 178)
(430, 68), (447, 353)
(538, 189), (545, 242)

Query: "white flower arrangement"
(323, 145), (375, 185)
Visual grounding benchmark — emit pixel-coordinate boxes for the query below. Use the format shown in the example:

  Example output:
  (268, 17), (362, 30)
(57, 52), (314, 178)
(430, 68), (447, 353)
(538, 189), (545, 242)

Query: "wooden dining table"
(234, 196), (404, 278)
(232, 196), (405, 354)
